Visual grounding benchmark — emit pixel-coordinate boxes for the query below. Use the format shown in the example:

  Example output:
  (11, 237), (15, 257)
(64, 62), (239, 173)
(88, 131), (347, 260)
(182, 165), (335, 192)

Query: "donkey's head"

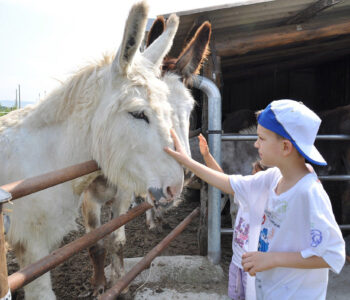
(91, 2), (184, 204)
(144, 16), (211, 189)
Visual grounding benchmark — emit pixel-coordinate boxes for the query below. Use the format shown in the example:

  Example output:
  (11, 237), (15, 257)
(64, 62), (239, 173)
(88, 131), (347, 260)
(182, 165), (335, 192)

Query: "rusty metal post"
(1, 160), (99, 201)
(0, 205), (10, 299)
(0, 189), (12, 299)
(100, 207), (200, 300)
(8, 202), (152, 291)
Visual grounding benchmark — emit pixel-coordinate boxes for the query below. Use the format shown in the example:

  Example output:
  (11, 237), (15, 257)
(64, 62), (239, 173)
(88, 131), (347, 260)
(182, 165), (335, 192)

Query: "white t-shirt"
(229, 167), (345, 300)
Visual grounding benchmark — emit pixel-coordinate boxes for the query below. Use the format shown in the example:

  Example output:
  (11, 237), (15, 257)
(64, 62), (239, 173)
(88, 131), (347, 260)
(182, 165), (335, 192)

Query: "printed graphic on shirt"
(234, 217), (249, 248)
(310, 229), (322, 247)
(258, 197), (288, 252)
(275, 199), (288, 214)
(258, 211), (277, 252)
(267, 199), (288, 226)
(265, 211), (281, 228)
(258, 228), (269, 252)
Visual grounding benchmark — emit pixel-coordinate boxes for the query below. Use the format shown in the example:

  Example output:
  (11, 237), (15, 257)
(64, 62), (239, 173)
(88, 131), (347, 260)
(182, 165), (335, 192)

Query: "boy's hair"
(255, 110), (284, 140)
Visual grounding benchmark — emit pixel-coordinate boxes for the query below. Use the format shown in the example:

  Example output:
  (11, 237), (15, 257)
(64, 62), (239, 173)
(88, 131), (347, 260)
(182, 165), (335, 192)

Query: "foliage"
(0, 104), (16, 116)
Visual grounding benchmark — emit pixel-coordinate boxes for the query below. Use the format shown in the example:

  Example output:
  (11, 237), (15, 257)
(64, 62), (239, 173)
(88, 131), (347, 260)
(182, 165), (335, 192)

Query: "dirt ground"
(7, 188), (233, 299)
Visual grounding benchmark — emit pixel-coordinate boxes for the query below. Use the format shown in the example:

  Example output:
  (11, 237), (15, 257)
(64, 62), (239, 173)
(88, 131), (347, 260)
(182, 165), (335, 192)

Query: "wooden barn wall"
(222, 55), (350, 117)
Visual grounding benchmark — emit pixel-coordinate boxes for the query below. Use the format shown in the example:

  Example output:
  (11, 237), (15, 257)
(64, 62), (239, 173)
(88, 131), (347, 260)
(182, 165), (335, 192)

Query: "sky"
(0, 0), (244, 105)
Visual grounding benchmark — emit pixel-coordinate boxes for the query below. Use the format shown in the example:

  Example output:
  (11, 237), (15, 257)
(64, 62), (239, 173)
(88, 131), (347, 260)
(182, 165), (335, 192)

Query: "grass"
(0, 104), (17, 115)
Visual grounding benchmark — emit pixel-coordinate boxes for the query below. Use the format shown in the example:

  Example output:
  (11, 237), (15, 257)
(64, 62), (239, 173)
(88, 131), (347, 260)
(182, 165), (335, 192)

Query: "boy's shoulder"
(300, 172), (324, 193)
(258, 166), (281, 182)
(296, 172), (331, 207)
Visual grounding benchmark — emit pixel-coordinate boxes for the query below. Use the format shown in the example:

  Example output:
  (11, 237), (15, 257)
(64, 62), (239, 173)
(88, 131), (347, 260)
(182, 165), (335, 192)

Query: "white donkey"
(77, 17), (211, 296)
(0, 2), (191, 299)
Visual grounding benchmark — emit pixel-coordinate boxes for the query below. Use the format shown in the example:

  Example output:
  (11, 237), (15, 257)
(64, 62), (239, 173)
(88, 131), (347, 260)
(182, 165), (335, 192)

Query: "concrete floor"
(105, 256), (350, 299)
(327, 261), (350, 300)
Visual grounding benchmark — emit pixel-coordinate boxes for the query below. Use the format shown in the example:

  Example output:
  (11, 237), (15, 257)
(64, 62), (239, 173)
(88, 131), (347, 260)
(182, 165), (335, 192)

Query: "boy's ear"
(282, 139), (294, 156)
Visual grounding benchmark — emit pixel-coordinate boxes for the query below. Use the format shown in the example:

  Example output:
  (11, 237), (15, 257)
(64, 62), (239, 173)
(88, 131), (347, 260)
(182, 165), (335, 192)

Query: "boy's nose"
(254, 140), (259, 148)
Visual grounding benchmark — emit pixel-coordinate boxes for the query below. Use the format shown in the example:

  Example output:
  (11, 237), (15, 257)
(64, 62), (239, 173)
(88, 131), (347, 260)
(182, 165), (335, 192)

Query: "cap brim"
(294, 142), (327, 166)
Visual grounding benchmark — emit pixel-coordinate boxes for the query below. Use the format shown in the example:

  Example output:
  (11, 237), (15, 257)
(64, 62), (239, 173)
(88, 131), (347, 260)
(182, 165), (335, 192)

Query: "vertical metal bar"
(0, 204), (10, 298)
(193, 76), (222, 264)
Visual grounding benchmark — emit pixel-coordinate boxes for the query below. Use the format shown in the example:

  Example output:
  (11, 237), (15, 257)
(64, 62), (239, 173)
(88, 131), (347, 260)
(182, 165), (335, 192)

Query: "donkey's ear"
(175, 22), (211, 82)
(146, 16), (165, 47)
(143, 14), (179, 69)
(113, 1), (149, 74)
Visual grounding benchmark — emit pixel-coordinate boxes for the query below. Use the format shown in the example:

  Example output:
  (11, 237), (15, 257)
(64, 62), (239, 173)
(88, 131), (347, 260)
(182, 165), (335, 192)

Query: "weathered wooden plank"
(284, 0), (341, 25)
(216, 20), (350, 57)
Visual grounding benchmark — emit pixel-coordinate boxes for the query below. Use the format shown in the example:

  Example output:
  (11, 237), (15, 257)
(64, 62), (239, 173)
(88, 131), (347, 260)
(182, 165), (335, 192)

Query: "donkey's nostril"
(166, 186), (174, 198)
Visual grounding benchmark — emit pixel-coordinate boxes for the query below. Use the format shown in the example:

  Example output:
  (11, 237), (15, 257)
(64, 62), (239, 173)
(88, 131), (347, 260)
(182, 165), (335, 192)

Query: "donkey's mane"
(0, 53), (168, 133)
(0, 56), (112, 133)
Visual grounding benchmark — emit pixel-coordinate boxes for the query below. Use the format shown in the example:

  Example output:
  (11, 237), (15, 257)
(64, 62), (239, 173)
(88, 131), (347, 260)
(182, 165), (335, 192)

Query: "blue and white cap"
(258, 99), (327, 166)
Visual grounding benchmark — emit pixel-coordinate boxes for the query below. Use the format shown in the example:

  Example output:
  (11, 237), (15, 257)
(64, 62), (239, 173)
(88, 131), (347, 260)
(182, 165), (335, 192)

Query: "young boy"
(165, 99), (345, 299)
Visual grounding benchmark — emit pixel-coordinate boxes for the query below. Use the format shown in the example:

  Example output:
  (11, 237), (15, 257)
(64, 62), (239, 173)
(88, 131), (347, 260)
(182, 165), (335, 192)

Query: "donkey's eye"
(128, 111), (149, 124)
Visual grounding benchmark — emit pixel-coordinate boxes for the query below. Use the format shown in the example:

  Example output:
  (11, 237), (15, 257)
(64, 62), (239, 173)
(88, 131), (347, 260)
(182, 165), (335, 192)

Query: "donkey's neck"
(28, 63), (106, 128)
(11, 62), (109, 167)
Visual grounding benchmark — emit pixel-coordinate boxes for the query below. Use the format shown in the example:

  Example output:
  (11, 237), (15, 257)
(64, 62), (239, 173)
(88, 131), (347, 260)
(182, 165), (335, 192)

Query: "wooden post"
(0, 204), (9, 298)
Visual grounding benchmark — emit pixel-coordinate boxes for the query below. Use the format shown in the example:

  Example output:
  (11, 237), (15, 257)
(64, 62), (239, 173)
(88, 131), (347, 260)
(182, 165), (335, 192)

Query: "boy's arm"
(185, 157), (233, 194)
(198, 134), (223, 172)
(242, 251), (330, 276)
(203, 152), (223, 172)
(164, 130), (234, 195)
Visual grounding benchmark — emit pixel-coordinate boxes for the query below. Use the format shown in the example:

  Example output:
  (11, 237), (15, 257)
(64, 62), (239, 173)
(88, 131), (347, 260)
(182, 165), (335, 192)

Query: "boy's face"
(254, 125), (284, 167)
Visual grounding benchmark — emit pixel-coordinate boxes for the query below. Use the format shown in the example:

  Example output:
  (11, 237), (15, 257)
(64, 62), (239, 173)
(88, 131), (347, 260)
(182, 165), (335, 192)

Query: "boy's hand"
(242, 252), (276, 276)
(198, 134), (210, 157)
(164, 129), (191, 166)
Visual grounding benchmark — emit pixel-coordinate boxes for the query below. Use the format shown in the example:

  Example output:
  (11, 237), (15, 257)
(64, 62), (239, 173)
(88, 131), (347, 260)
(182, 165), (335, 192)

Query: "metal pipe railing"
(221, 223), (350, 234)
(193, 75), (222, 265)
(8, 202), (152, 291)
(222, 134), (350, 141)
(221, 133), (350, 231)
(100, 207), (200, 300)
(1, 160), (99, 202)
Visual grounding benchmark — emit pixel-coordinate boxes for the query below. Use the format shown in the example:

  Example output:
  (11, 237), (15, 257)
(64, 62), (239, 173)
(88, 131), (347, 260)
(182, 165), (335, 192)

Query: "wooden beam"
(222, 49), (350, 80)
(216, 20), (350, 57)
(284, 0), (341, 25)
(221, 36), (350, 69)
